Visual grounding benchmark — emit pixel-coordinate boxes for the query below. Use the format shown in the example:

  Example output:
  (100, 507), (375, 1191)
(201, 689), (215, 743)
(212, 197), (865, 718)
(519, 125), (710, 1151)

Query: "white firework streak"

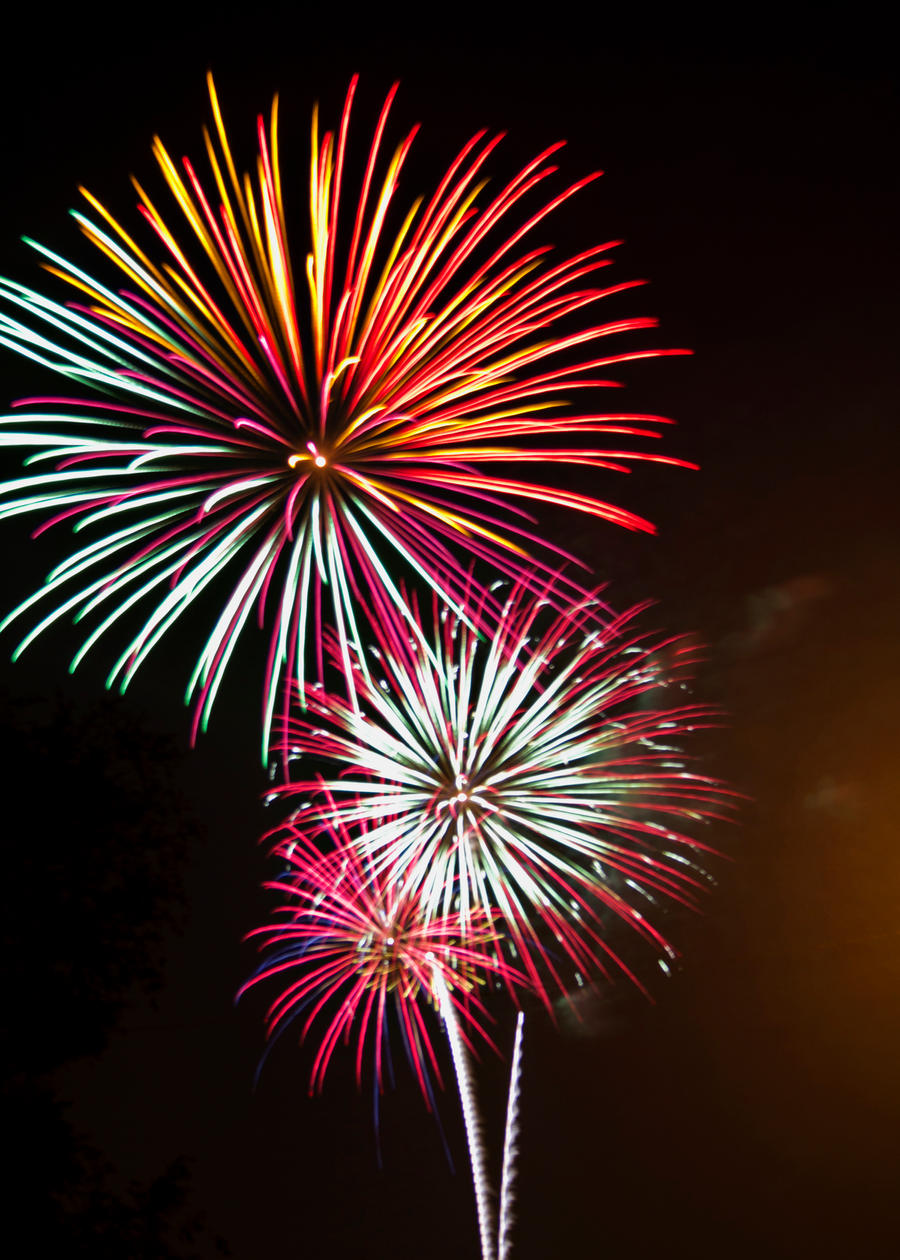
(497, 1011), (525, 1260)
(432, 967), (496, 1260)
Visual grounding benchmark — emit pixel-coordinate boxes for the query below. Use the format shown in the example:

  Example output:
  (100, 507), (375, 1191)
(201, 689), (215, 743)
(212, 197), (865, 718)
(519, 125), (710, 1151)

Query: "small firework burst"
(241, 825), (523, 1100)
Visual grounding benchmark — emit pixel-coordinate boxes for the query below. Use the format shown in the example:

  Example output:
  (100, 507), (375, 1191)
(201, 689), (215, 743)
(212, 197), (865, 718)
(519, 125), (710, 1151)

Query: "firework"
(0, 75), (693, 753)
(276, 579), (737, 999)
(240, 823), (523, 1102)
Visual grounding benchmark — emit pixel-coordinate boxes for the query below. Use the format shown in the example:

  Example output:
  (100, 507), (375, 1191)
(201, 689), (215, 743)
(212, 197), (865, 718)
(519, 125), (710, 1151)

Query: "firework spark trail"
(497, 1011), (525, 1260)
(0, 75), (694, 755)
(433, 967), (496, 1260)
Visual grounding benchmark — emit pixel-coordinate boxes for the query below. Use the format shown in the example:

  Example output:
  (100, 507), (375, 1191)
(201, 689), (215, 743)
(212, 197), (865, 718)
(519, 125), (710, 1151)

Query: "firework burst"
(240, 824), (523, 1102)
(276, 579), (738, 999)
(0, 74), (692, 752)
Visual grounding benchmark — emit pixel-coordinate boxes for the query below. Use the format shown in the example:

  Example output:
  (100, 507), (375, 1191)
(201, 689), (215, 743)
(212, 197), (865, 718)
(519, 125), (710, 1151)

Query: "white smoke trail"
(432, 968), (495, 1260)
(497, 1011), (525, 1260)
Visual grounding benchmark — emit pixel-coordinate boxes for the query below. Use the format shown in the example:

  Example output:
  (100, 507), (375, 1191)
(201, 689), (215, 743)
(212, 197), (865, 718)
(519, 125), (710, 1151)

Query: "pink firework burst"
(240, 824), (525, 1101)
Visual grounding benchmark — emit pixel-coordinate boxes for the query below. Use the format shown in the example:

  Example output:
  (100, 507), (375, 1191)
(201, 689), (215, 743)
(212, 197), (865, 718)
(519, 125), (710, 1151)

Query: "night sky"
(1, 6), (898, 1257)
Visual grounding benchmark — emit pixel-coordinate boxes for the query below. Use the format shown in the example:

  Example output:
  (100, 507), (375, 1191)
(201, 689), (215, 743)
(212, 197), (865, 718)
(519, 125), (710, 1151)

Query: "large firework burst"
(0, 74), (692, 751)
(276, 580), (737, 998)
(240, 825), (521, 1101)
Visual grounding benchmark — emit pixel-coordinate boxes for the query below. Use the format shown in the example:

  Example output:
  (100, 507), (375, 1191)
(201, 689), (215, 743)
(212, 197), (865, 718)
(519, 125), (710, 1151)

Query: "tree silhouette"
(1, 691), (230, 1256)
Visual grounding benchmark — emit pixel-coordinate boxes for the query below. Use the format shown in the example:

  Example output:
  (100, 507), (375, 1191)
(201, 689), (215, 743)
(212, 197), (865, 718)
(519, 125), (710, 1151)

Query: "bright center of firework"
(373, 924), (402, 956)
(440, 772), (491, 821)
(366, 924), (420, 993)
(288, 441), (327, 470)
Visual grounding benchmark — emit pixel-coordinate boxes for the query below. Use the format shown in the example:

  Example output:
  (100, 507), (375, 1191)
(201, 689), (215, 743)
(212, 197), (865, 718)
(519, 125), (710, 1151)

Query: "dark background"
(1, 4), (898, 1256)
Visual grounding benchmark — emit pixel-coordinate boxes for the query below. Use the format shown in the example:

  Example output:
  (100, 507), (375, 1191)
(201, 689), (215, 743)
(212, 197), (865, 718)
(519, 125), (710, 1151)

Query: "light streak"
(433, 967), (496, 1260)
(498, 1011), (525, 1260)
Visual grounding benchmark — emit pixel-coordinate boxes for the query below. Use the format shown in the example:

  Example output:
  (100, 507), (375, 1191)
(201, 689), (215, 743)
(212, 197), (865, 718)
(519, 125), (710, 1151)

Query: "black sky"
(1, 5), (898, 1257)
